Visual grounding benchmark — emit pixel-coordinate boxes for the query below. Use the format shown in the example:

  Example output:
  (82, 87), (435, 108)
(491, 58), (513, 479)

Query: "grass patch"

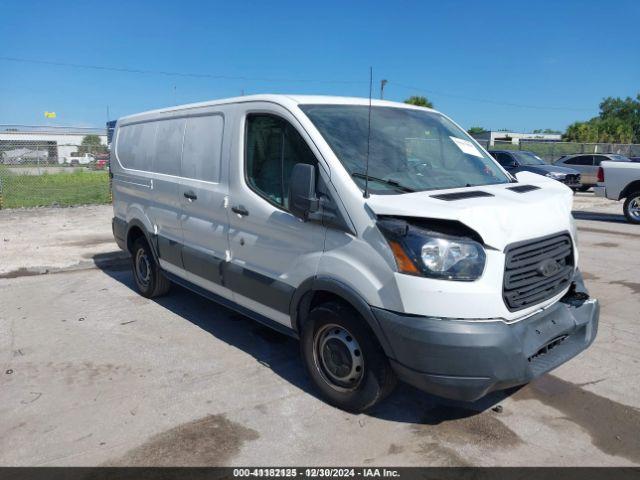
(0, 170), (110, 208)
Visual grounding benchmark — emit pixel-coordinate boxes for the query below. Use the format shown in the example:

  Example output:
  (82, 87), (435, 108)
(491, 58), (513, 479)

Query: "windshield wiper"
(351, 172), (415, 193)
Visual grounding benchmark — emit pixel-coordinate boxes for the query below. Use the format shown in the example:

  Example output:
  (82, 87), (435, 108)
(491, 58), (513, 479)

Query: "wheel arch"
(126, 219), (159, 261)
(290, 276), (395, 358)
(619, 180), (640, 200)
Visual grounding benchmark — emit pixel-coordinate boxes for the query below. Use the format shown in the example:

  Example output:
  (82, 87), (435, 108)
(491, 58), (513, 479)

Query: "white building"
(0, 125), (108, 164)
(471, 130), (562, 147)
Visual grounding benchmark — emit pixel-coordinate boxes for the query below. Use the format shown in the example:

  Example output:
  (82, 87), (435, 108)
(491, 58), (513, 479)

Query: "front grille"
(563, 174), (580, 185)
(503, 233), (574, 311)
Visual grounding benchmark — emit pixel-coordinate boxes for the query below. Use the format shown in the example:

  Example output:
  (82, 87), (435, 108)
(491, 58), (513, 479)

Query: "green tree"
(467, 127), (486, 136)
(78, 134), (108, 155)
(563, 93), (640, 143)
(564, 117), (634, 143)
(532, 128), (561, 134)
(404, 96), (433, 108)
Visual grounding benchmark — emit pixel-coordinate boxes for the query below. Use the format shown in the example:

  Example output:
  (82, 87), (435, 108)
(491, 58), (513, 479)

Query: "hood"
(366, 171), (574, 250)
(523, 164), (579, 175)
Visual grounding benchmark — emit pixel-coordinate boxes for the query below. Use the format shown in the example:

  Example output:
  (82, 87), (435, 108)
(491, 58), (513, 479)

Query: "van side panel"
(111, 125), (156, 247)
(112, 118), (184, 267)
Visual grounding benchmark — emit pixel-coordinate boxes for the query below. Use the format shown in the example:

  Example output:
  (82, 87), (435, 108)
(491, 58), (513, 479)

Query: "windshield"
(513, 151), (546, 166)
(300, 105), (510, 194)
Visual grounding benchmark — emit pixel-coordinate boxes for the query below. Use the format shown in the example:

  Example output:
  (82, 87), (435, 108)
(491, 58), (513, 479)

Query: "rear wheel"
(131, 237), (171, 298)
(300, 301), (396, 412)
(623, 192), (640, 224)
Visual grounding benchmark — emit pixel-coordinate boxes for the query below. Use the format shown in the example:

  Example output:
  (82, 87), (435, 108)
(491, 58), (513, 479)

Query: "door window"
(565, 155), (593, 166)
(182, 115), (224, 182)
(245, 114), (317, 209)
(593, 155), (609, 166)
(493, 152), (515, 167)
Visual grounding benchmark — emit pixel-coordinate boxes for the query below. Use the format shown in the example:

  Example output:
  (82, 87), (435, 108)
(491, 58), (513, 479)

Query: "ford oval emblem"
(538, 258), (561, 277)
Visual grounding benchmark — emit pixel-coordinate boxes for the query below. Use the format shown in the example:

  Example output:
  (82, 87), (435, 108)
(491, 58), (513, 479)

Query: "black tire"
(300, 301), (396, 412)
(578, 185), (591, 192)
(623, 192), (640, 224)
(131, 237), (171, 298)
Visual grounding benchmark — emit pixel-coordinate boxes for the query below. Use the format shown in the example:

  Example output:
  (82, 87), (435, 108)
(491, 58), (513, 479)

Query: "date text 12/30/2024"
(233, 468), (400, 478)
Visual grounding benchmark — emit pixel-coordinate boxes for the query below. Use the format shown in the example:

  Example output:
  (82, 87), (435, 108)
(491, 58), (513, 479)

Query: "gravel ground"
(0, 204), (125, 277)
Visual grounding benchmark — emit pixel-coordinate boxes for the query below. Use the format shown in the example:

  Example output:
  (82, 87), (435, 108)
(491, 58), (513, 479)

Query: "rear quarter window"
(117, 122), (157, 171)
(117, 119), (185, 175)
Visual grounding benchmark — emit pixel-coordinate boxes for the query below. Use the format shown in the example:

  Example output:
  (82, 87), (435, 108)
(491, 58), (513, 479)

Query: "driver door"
(226, 104), (328, 326)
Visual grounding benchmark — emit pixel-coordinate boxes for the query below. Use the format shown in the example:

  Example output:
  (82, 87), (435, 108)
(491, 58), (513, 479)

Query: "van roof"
(118, 94), (438, 122)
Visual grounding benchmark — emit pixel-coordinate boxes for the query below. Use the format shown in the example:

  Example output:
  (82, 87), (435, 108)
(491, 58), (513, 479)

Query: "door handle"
(183, 191), (198, 201)
(231, 205), (249, 216)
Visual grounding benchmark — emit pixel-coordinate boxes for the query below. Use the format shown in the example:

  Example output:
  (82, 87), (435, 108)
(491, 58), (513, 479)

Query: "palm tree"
(404, 96), (433, 108)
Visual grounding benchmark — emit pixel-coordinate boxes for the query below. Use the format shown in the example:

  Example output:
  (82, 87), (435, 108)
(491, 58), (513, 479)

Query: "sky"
(1, 0), (638, 132)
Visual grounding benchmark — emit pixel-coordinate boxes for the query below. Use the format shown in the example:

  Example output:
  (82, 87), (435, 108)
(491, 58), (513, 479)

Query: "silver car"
(555, 153), (632, 190)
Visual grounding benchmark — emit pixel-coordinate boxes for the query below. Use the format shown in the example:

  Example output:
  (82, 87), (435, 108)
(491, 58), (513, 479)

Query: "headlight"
(546, 172), (565, 179)
(378, 219), (486, 281)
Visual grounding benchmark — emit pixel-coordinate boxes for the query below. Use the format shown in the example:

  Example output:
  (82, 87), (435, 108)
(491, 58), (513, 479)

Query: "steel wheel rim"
(629, 196), (640, 220)
(312, 323), (364, 391)
(135, 249), (151, 287)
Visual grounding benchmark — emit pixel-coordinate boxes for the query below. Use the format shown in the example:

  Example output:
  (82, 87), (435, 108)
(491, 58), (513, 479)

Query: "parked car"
(93, 153), (110, 170)
(594, 161), (640, 224)
(629, 156), (640, 163)
(93, 159), (109, 170)
(63, 153), (95, 166)
(490, 150), (580, 188)
(555, 153), (632, 191)
(111, 95), (599, 412)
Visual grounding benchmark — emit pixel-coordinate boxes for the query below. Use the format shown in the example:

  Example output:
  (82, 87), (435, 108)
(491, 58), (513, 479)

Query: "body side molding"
(164, 270), (298, 339)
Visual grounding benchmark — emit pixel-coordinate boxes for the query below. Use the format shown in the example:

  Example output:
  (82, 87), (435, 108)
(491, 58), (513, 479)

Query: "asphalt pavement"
(0, 194), (638, 466)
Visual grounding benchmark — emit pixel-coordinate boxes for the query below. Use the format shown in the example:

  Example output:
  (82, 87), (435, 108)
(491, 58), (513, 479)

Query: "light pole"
(380, 79), (388, 99)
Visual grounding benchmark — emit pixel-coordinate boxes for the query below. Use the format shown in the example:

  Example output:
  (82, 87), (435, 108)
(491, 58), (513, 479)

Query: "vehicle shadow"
(96, 261), (515, 425)
(572, 210), (627, 224)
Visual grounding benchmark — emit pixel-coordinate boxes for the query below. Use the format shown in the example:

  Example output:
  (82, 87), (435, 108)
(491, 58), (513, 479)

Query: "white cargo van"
(111, 95), (599, 412)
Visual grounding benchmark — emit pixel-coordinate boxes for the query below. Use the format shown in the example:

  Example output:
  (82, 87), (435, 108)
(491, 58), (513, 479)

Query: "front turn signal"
(388, 240), (421, 275)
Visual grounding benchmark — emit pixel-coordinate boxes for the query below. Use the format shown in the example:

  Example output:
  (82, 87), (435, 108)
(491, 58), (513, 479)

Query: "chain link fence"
(2, 135), (640, 209)
(0, 141), (111, 209)
(474, 139), (640, 163)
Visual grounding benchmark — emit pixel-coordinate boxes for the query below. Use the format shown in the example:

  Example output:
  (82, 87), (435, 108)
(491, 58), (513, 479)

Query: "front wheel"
(623, 192), (640, 224)
(300, 301), (396, 412)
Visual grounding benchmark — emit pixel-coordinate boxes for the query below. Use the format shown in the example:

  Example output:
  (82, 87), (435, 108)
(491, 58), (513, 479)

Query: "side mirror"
(289, 163), (319, 220)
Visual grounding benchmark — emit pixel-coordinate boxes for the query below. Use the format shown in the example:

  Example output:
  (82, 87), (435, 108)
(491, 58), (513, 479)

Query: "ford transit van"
(111, 95), (599, 412)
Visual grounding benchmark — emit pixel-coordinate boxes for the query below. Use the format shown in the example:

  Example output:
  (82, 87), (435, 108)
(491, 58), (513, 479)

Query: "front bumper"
(372, 270), (599, 402)
(562, 179), (581, 188)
